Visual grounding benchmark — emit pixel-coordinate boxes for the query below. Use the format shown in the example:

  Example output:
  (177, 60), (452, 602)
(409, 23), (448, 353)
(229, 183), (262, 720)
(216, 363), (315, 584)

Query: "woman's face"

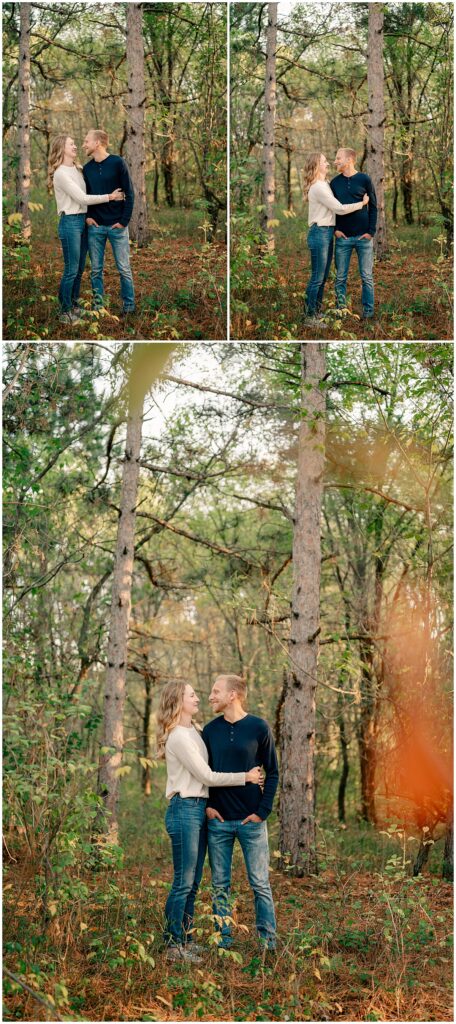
(181, 684), (200, 718)
(319, 154), (328, 176)
(64, 137), (78, 161)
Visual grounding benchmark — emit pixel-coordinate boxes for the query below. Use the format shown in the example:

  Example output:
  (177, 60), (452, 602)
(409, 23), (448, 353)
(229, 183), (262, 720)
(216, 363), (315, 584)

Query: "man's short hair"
(340, 147), (356, 162)
(89, 129), (109, 148)
(217, 674), (248, 706)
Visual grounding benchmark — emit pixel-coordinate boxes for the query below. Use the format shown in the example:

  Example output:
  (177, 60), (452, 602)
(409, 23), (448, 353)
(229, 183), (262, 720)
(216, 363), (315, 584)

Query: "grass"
(3, 197), (227, 341)
(3, 765), (453, 1022)
(231, 211), (453, 341)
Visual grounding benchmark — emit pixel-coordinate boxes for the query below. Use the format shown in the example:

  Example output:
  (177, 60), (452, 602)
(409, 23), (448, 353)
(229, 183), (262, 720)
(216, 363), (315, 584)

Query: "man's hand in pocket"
(112, 223), (124, 229)
(206, 807), (224, 822)
(86, 218), (98, 226)
(335, 231), (347, 239)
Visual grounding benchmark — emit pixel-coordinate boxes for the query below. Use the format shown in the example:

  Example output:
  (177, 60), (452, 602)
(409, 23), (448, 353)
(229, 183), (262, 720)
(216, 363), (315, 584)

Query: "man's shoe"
(121, 308), (136, 318)
(165, 944), (203, 963)
(59, 311), (81, 325)
(72, 305), (90, 319)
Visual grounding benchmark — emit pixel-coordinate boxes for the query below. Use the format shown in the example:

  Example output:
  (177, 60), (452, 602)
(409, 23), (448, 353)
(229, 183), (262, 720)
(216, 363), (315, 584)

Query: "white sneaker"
(165, 944), (203, 963)
(59, 311), (81, 325)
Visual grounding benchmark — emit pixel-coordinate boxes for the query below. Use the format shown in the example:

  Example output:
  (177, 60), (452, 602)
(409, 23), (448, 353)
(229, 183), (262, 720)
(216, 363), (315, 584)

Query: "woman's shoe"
(59, 311), (81, 325)
(165, 944), (203, 963)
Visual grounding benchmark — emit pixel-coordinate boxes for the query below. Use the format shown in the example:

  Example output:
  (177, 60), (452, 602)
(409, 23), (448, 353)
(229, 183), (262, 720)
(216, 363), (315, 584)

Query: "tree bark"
(17, 2), (31, 242)
(126, 3), (148, 246)
(338, 709), (349, 823)
(98, 345), (174, 841)
(99, 393), (143, 841)
(367, 3), (387, 258)
(261, 2), (278, 253)
(280, 343), (326, 875)
(442, 813), (453, 882)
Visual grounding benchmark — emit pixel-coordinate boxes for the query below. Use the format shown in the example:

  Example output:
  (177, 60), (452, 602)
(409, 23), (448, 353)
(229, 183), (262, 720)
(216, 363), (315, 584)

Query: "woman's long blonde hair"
(302, 152), (323, 199)
(47, 134), (81, 192)
(156, 680), (186, 759)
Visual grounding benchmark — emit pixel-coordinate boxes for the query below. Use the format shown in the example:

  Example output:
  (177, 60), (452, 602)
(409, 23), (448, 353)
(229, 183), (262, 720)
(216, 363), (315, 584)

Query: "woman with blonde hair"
(302, 151), (369, 325)
(157, 680), (263, 963)
(48, 134), (124, 325)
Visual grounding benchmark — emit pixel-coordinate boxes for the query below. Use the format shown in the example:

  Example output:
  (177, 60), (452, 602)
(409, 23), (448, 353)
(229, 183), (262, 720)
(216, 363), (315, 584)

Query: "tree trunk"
(98, 345), (174, 841)
(280, 343), (325, 876)
(99, 395), (143, 841)
(443, 813), (453, 882)
(338, 711), (349, 823)
(126, 3), (148, 246)
(142, 671), (153, 796)
(367, 3), (387, 258)
(261, 2), (278, 253)
(162, 135), (175, 207)
(401, 159), (414, 224)
(17, 2), (31, 242)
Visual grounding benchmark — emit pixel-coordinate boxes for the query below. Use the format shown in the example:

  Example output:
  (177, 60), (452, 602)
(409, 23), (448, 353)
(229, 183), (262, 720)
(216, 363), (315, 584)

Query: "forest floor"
(3, 207), (227, 342)
(231, 220), (453, 342)
(4, 777), (453, 1022)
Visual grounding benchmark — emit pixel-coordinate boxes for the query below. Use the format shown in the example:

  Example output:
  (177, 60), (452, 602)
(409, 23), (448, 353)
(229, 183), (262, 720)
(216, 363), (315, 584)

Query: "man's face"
(334, 149), (349, 173)
(83, 132), (98, 157)
(209, 678), (232, 714)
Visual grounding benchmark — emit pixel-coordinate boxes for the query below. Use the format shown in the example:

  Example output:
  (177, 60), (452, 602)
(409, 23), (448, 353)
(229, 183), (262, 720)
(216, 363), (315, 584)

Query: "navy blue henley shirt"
(330, 171), (377, 237)
(202, 713), (279, 821)
(82, 154), (134, 227)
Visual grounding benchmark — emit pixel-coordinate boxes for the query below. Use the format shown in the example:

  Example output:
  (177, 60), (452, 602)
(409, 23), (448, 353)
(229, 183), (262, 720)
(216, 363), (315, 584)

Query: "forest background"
(230, 1), (453, 341)
(3, 340), (453, 1022)
(3, 2), (227, 342)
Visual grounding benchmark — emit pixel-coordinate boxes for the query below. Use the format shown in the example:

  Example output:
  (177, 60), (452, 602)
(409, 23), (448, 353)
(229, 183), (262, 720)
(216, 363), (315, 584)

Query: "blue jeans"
(57, 213), (88, 312)
(164, 795), (207, 946)
(305, 224), (334, 315)
(87, 224), (135, 311)
(334, 235), (375, 316)
(207, 818), (276, 949)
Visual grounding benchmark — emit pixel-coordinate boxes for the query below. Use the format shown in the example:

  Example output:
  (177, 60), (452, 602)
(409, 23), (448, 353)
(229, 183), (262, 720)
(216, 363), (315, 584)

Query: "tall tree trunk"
(337, 690), (349, 823)
(99, 393), (143, 842)
(17, 2), (31, 242)
(367, 3), (387, 258)
(261, 2), (278, 253)
(280, 343), (326, 876)
(401, 157), (414, 224)
(162, 134), (175, 207)
(99, 346), (174, 841)
(442, 812), (453, 882)
(142, 670), (153, 796)
(126, 3), (148, 246)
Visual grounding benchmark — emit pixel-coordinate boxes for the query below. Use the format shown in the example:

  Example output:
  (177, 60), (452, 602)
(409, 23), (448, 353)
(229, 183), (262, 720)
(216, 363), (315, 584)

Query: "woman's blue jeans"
(305, 224), (334, 315)
(57, 213), (88, 312)
(164, 795), (207, 947)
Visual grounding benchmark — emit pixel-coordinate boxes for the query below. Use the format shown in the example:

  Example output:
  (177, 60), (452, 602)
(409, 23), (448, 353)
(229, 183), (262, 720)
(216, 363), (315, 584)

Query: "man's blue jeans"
(87, 224), (135, 311)
(305, 224), (334, 316)
(334, 235), (375, 316)
(207, 818), (276, 949)
(57, 213), (88, 312)
(164, 795), (207, 947)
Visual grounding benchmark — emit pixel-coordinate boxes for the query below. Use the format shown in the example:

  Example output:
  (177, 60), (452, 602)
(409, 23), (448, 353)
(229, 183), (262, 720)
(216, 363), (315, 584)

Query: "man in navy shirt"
(330, 147), (377, 320)
(82, 129), (136, 317)
(202, 674), (279, 951)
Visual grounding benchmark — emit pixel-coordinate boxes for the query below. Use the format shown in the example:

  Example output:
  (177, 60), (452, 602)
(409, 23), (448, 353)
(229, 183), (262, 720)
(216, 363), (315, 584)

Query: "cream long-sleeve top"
(308, 179), (364, 227)
(164, 724), (246, 799)
(53, 164), (110, 215)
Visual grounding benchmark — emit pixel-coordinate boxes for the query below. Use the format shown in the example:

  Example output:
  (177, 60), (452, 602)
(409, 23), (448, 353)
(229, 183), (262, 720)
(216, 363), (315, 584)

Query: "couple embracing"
(48, 129), (136, 325)
(303, 146), (378, 325)
(157, 674), (279, 962)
